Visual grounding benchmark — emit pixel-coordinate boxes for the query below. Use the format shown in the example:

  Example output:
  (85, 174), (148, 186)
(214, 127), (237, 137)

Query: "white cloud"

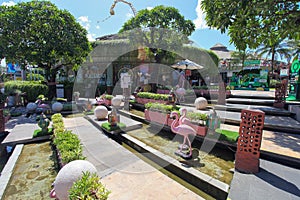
(146, 7), (153, 10)
(78, 16), (90, 31)
(96, 25), (100, 30)
(77, 16), (96, 41)
(193, 0), (209, 29)
(1, 1), (16, 6)
(87, 33), (96, 42)
(126, 12), (134, 19)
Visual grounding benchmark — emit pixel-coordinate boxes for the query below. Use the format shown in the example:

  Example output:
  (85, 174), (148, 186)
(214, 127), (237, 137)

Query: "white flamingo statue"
(170, 110), (197, 158)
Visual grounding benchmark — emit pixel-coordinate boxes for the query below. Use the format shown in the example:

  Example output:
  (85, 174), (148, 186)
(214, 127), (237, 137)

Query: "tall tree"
(0, 1), (91, 95)
(255, 39), (291, 74)
(201, 0), (300, 49)
(119, 5), (195, 63)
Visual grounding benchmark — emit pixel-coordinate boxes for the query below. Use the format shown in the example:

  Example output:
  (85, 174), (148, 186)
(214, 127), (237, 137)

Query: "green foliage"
(53, 130), (85, 164)
(0, 1), (91, 81)
(201, 0), (300, 50)
(33, 128), (53, 138)
(145, 102), (179, 113)
(104, 94), (113, 100)
(215, 129), (239, 143)
(269, 79), (281, 88)
(4, 81), (48, 101)
(186, 112), (208, 121)
(101, 122), (126, 132)
(26, 73), (45, 82)
(51, 113), (85, 164)
(69, 171), (111, 200)
(137, 92), (169, 101)
(119, 5), (195, 63)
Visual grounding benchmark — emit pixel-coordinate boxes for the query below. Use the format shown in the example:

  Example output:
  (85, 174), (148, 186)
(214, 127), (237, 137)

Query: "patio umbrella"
(171, 59), (204, 70)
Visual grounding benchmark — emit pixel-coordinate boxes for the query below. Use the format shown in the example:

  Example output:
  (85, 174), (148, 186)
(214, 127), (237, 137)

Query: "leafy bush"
(26, 73), (45, 81)
(51, 113), (85, 164)
(186, 112), (209, 121)
(145, 102), (179, 113)
(137, 92), (169, 101)
(5, 80), (48, 102)
(104, 94), (113, 100)
(53, 130), (85, 164)
(69, 171), (110, 200)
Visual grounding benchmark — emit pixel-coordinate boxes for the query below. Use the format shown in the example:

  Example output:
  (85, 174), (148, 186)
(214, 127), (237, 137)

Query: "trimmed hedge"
(5, 80), (48, 101)
(51, 113), (85, 165)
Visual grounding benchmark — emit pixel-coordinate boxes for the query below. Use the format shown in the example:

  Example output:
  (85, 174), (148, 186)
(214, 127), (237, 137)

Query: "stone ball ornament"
(50, 160), (97, 200)
(52, 102), (63, 113)
(194, 97), (208, 110)
(26, 102), (37, 113)
(94, 105), (108, 120)
(111, 96), (122, 107)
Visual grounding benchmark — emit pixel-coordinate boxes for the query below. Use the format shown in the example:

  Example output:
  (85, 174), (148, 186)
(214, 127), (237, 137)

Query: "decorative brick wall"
(274, 80), (287, 108)
(235, 109), (265, 173)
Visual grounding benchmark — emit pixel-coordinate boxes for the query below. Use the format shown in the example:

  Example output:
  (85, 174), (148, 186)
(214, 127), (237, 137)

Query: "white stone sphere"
(176, 88), (186, 96)
(54, 160), (97, 200)
(111, 96), (122, 107)
(194, 97), (208, 110)
(26, 102), (37, 112)
(52, 102), (63, 112)
(94, 105), (108, 119)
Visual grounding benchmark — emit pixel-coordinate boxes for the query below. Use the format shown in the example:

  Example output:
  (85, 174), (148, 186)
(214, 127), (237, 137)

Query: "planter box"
(136, 97), (168, 105)
(188, 123), (208, 136)
(145, 109), (169, 125)
(157, 89), (170, 94)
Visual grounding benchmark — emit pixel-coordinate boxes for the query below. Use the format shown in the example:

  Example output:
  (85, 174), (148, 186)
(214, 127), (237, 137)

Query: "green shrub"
(51, 113), (85, 164)
(145, 102), (179, 113)
(69, 171), (110, 200)
(104, 94), (113, 100)
(53, 130), (85, 164)
(4, 80), (48, 102)
(137, 92), (169, 100)
(26, 73), (45, 81)
(186, 112), (208, 121)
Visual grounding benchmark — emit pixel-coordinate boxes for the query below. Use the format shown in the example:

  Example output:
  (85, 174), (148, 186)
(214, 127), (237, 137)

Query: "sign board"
(120, 73), (131, 89)
(280, 69), (289, 77)
(56, 84), (64, 98)
(244, 60), (261, 66)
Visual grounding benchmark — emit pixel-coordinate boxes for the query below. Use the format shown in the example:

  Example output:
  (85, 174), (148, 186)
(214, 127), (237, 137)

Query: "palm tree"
(231, 49), (260, 69)
(287, 39), (300, 62)
(255, 40), (292, 75)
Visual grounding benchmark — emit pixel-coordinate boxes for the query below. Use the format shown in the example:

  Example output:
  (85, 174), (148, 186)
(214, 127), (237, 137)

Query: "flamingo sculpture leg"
(170, 111), (197, 158)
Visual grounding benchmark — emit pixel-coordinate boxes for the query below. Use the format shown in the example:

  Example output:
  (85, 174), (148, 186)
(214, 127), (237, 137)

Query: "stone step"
(214, 104), (294, 117)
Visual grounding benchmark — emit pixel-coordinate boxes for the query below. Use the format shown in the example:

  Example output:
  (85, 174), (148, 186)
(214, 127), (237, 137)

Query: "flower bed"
(136, 92), (169, 105)
(144, 103), (209, 136)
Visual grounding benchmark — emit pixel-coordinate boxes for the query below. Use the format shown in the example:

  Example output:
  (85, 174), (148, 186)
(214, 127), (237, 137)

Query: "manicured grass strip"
(33, 128), (53, 138)
(101, 122), (126, 132)
(215, 128), (239, 143)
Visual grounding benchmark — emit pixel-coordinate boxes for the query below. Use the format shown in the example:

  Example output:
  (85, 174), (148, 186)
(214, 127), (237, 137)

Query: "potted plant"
(145, 102), (179, 125)
(103, 94), (113, 106)
(69, 171), (111, 200)
(185, 111), (209, 136)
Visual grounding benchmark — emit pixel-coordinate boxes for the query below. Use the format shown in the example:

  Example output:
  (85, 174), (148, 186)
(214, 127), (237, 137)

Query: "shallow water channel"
(2, 141), (58, 200)
(128, 109), (235, 184)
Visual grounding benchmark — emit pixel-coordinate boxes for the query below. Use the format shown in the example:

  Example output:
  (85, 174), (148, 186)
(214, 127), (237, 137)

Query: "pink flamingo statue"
(170, 110), (197, 158)
(35, 99), (51, 113)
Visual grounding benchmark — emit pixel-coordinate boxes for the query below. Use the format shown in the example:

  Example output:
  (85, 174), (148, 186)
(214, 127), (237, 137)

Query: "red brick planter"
(146, 109), (208, 136)
(145, 109), (169, 125)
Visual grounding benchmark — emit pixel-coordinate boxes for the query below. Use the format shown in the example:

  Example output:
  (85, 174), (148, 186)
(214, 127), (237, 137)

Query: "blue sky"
(0, 0), (236, 51)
